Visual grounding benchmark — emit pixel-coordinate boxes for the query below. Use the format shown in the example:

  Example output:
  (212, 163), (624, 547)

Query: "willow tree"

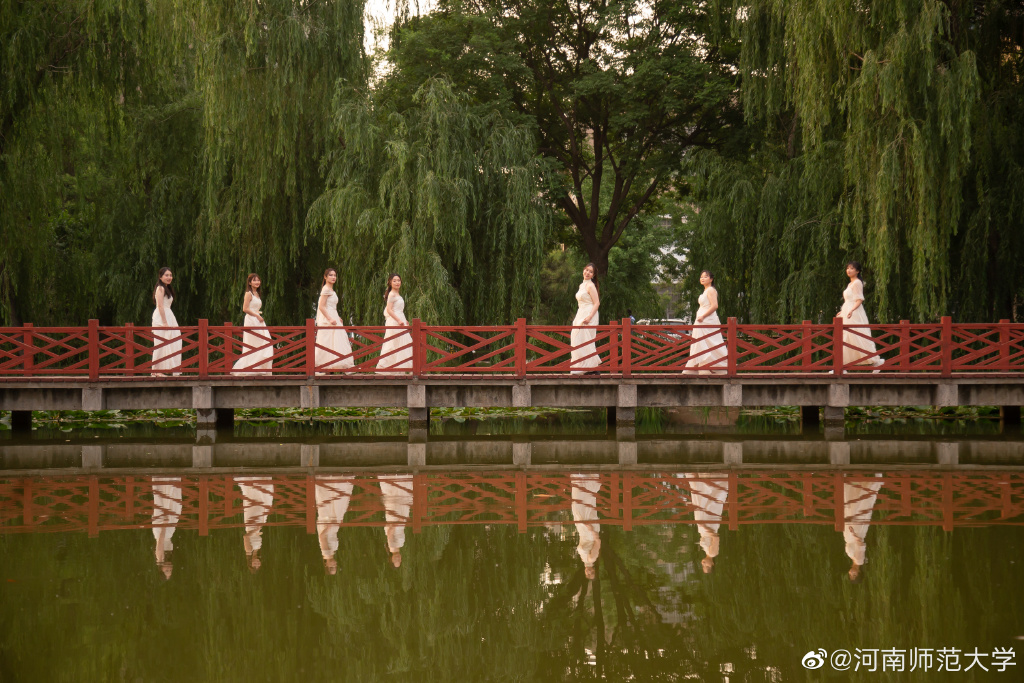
(171, 0), (366, 322)
(382, 0), (741, 282)
(683, 0), (1024, 323)
(307, 78), (550, 326)
(0, 0), (155, 324)
(0, 1), (366, 326)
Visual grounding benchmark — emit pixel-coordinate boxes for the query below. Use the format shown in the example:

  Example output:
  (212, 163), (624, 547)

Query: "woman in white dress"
(842, 474), (884, 582)
(683, 472), (728, 574)
(151, 476), (182, 580)
(684, 270), (727, 375)
(838, 261), (883, 371)
(570, 473), (602, 579)
(151, 267), (182, 376)
(569, 263), (601, 374)
(379, 474), (414, 568)
(315, 268), (354, 373)
(232, 273), (273, 375)
(236, 476), (274, 573)
(378, 273), (412, 374)
(316, 476), (354, 575)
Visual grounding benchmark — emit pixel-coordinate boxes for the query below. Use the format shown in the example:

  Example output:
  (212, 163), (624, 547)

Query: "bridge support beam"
(10, 410), (31, 433)
(723, 442), (743, 466)
(823, 406), (845, 441)
(829, 441), (851, 465)
(407, 442), (426, 467)
(192, 445), (213, 468)
(300, 443), (320, 468)
(936, 442), (959, 466)
(82, 445), (104, 469)
(513, 440), (532, 466)
(82, 387), (104, 411)
(407, 385), (429, 429)
(613, 385), (637, 429)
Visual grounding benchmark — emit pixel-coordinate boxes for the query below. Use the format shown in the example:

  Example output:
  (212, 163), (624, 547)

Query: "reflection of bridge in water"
(3, 470), (1023, 536)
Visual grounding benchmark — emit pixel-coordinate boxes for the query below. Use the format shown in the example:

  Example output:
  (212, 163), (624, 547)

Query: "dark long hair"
(322, 268), (337, 288)
(701, 269), (715, 286)
(155, 267), (175, 300)
(245, 273), (261, 297)
(846, 261), (863, 282)
(384, 273), (400, 301)
(584, 263), (599, 290)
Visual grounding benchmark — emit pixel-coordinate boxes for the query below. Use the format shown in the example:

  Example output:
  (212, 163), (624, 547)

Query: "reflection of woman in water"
(316, 477), (354, 575)
(684, 472), (728, 574)
(151, 476), (183, 580)
(236, 476), (274, 573)
(570, 474), (602, 580)
(843, 475), (884, 582)
(379, 475), (414, 568)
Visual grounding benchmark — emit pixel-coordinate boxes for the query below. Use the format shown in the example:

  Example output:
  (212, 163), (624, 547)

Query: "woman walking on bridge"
(569, 263), (601, 374)
(232, 273), (273, 375)
(838, 262), (883, 371)
(683, 270), (727, 375)
(151, 268), (182, 376)
(378, 273), (412, 374)
(315, 268), (354, 373)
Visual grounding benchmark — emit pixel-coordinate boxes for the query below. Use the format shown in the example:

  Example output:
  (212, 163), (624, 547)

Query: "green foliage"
(0, 1), (366, 326)
(684, 0), (1024, 323)
(384, 0), (741, 280)
(307, 77), (550, 325)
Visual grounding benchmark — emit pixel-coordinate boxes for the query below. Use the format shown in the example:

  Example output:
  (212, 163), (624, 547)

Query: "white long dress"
(685, 473), (728, 561)
(843, 476), (884, 566)
(571, 474), (602, 570)
(839, 279), (883, 368)
(151, 477), (182, 567)
(684, 288), (727, 375)
(315, 286), (355, 373)
(236, 476), (274, 556)
(316, 477), (354, 562)
(380, 474), (414, 555)
(232, 294), (273, 375)
(569, 281), (600, 374)
(378, 291), (412, 374)
(151, 293), (182, 374)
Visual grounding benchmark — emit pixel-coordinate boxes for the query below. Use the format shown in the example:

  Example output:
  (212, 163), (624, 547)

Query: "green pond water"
(1, 413), (1022, 681)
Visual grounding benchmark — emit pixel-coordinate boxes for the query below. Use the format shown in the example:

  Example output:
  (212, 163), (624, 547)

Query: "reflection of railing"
(1, 318), (1022, 379)
(2, 471), (1022, 536)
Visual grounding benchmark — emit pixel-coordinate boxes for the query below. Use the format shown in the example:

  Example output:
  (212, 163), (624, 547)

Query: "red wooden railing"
(0, 317), (1021, 380)
(2, 471), (1021, 536)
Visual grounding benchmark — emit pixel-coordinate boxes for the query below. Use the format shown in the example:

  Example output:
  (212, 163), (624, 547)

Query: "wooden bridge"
(1, 318), (1022, 430)
(2, 470), (1022, 537)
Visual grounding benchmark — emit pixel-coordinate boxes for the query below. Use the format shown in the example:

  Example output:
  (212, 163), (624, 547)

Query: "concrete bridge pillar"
(300, 443), (320, 468)
(615, 385), (637, 428)
(512, 440), (532, 466)
(616, 423), (637, 465)
(936, 442), (959, 466)
(407, 442), (427, 467)
(193, 386), (233, 431)
(723, 442), (743, 465)
(192, 445), (213, 468)
(408, 385), (429, 429)
(81, 445), (104, 469)
(828, 441), (851, 465)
